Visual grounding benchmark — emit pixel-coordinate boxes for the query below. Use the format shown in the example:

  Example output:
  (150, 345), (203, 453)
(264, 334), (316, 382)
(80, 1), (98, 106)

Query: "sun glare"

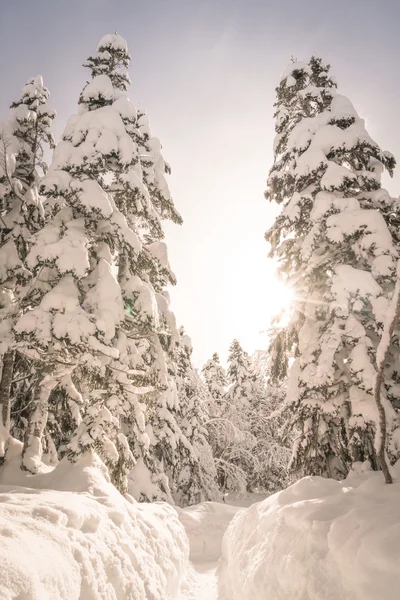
(265, 271), (295, 322)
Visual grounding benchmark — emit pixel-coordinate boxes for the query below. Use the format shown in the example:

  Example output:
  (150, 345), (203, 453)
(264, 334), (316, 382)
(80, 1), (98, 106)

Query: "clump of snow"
(218, 467), (400, 600)
(98, 33), (128, 53)
(0, 443), (189, 600)
(280, 61), (311, 82)
(81, 75), (114, 104)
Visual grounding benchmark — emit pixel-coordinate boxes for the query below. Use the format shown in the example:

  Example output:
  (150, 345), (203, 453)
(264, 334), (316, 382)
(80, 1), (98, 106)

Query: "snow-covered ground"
(218, 463), (400, 600)
(0, 441), (189, 600)
(178, 502), (241, 600)
(3, 443), (398, 600)
(0, 439), (260, 600)
(178, 496), (265, 600)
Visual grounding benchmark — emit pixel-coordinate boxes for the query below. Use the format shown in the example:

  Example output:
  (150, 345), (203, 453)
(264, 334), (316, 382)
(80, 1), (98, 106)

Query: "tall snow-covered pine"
(266, 57), (400, 477)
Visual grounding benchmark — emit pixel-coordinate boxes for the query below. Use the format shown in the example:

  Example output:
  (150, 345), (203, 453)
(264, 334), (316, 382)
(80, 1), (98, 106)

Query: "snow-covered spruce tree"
(0, 76), (55, 461)
(172, 329), (221, 505)
(76, 34), (195, 500)
(266, 57), (400, 478)
(202, 352), (227, 417)
(226, 339), (258, 415)
(13, 35), (154, 477)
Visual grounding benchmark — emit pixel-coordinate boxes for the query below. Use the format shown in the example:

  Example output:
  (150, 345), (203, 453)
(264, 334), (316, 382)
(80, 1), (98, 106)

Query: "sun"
(265, 271), (295, 322)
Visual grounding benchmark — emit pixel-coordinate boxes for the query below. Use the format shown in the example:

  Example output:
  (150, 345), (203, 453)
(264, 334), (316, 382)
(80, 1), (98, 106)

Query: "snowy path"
(181, 562), (218, 600)
(178, 496), (266, 600)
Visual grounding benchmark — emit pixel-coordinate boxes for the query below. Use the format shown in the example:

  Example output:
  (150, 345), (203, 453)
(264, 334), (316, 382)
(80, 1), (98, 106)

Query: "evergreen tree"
(0, 76), (55, 461)
(202, 352), (227, 417)
(17, 33), (189, 496)
(205, 340), (258, 493)
(266, 57), (400, 478)
(13, 35), (148, 475)
(173, 330), (221, 505)
(79, 35), (194, 500)
(226, 339), (257, 411)
(250, 350), (293, 492)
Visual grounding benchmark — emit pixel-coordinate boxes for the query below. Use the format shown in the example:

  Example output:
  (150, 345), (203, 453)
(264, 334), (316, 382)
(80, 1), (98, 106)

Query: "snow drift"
(218, 463), (400, 600)
(0, 443), (189, 600)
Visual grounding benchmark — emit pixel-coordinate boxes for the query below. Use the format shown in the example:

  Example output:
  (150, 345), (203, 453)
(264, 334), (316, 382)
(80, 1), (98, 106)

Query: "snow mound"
(0, 448), (189, 600)
(218, 466), (400, 600)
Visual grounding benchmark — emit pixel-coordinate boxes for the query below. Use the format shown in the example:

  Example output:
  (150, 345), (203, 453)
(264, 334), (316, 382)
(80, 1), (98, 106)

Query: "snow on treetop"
(81, 75), (114, 103)
(98, 33), (128, 53)
(53, 104), (137, 171)
(285, 95), (370, 158)
(20, 75), (48, 100)
(280, 61), (311, 82)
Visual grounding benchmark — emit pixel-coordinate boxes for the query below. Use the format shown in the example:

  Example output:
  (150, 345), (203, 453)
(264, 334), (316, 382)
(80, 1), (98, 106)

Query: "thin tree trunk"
(374, 365), (393, 484)
(0, 349), (15, 461)
(374, 266), (400, 484)
(21, 373), (56, 473)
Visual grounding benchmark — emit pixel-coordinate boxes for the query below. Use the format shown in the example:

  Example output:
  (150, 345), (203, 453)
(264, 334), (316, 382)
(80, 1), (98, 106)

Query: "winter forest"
(1, 4), (400, 600)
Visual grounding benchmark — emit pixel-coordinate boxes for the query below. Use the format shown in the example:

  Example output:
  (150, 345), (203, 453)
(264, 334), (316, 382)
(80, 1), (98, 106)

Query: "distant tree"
(204, 340), (258, 493)
(250, 350), (294, 492)
(202, 352), (227, 417)
(173, 330), (221, 505)
(226, 339), (257, 416)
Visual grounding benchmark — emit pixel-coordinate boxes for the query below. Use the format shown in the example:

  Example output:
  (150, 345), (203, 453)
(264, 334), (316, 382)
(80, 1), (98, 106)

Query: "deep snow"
(218, 463), (400, 600)
(178, 495), (266, 600)
(0, 441), (188, 600)
(3, 441), (399, 600)
(0, 440), (251, 600)
(178, 501), (244, 600)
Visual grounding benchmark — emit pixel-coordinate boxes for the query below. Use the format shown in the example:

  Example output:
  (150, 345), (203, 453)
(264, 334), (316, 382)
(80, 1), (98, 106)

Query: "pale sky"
(1, 0), (399, 366)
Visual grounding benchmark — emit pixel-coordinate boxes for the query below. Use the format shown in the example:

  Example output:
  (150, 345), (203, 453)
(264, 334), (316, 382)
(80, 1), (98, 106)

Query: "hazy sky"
(1, 0), (399, 366)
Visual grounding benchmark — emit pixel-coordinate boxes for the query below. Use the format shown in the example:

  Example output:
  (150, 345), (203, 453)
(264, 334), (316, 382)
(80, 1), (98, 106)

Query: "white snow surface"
(176, 502), (241, 563)
(0, 442), (189, 600)
(218, 465), (400, 600)
(178, 499), (251, 600)
(98, 33), (128, 52)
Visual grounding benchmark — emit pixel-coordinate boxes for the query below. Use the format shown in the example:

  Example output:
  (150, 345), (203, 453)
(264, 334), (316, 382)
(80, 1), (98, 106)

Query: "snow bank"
(218, 465), (400, 600)
(0, 443), (189, 600)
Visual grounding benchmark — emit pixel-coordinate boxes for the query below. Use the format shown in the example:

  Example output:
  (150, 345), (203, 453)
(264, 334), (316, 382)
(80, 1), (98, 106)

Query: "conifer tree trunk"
(374, 268), (400, 484)
(0, 349), (15, 460)
(22, 372), (56, 473)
